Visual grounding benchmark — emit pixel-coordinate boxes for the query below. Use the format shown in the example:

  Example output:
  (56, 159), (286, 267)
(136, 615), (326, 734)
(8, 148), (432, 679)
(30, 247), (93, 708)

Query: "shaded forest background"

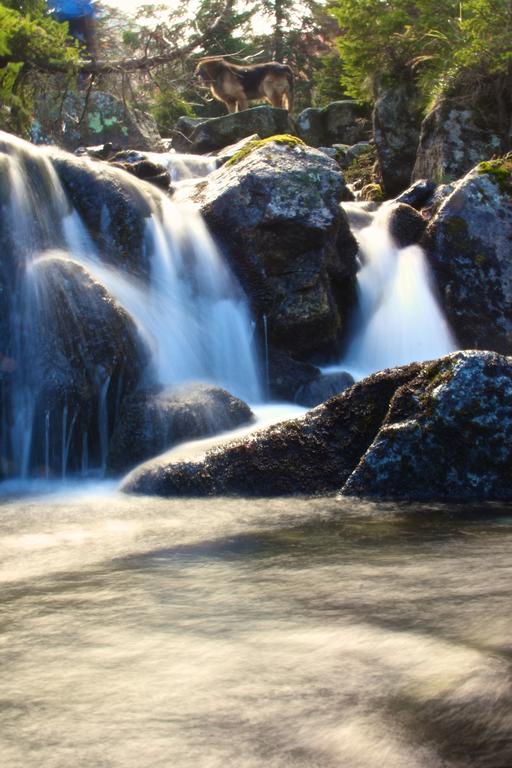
(1, 0), (511, 142)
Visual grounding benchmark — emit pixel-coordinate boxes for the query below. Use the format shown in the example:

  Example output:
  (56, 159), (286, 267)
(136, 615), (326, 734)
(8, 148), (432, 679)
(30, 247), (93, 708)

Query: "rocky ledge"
(122, 351), (512, 502)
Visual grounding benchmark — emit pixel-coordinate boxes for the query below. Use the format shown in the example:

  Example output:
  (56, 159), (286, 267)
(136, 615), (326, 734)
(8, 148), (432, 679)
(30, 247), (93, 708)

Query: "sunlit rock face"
(107, 383), (253, 475)
(122, 363), (421, 497)
(176, 138), (358, 362)
(171, 105), (293, 153)
(424, 163), (512, 355)
(296, 101), (371, 148)
(343, 351), (512, 501)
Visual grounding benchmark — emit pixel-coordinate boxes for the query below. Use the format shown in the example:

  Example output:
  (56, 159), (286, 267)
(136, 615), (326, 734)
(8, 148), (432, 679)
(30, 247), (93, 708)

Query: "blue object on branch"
(49, 0), (96, 20)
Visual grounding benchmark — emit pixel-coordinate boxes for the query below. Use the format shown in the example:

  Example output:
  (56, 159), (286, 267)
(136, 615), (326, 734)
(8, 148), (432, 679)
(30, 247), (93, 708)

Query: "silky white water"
(1, 492), (511, 768)
(336, 204), (456, 380)
(0, 132), (261, 477)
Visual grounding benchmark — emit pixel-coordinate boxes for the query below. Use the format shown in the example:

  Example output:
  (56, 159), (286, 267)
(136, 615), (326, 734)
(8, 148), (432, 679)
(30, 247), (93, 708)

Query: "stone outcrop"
(386, 202), (426, 248)
(343, 351), (512, 500)
(171, 106), (293, 153)
(175, 137), (358, 361)
(122, 364), (420, 497)
(373, 82), (422, 197)
(108, 383), (253, 474)
(424, 158), (512, 354)
(32, 90), (164, 152)
(296, 101), (371, 148)
(413, 100), (503, 184)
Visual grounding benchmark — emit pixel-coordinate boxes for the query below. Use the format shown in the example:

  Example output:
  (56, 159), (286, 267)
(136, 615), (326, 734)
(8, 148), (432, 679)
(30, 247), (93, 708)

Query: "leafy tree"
(0, 0), (79, 134)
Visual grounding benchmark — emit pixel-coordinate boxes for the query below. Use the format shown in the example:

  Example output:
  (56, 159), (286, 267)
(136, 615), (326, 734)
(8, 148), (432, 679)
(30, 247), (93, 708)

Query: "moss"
(225, 134), (305, 166)
(360, 183), (383, 202)
(477, 153), (512, 195)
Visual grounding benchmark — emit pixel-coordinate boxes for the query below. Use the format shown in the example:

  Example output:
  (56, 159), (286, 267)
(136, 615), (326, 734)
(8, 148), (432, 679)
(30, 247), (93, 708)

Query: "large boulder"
(24, 254), (148, 474)
(107, 383), (253, 475)
(33, 90), (164, 152)
(52, 153), (155, 277)
(296, 101), (371, 148)
(122, 363), (420, 497)
(342, 351), (512, 500)
(175, 137), (358, 361)
(424, 157), (512, 354)
(171, 106), (293, 153)
(373, 82), (422, 197)
(413, 100), (503, 184)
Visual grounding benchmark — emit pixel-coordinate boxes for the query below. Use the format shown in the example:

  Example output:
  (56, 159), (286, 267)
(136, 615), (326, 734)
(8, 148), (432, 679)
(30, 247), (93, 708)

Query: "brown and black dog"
(194, 57), (294, 113)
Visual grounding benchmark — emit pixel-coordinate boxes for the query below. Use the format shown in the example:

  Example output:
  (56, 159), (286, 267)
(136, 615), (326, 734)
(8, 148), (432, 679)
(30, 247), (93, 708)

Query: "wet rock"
(267, 348), (320, 401)
(53, 153), (155, 277)
(373, 82), (422, 197)
(122, 363), (420, 497)
(296, 102), (371, 148)
(424, 159), (512, 354)
(342, 351), (512, 501)
(294, 371), (354, 408)
(171, 106), (293, 154)
(109, 159), (171, 191)
(387, 203), (426, 248)
(394, 179), (437, 210)
(26, 254), (148, 473)
(176, 138), (358, 361)
(108, 383), (253, 474)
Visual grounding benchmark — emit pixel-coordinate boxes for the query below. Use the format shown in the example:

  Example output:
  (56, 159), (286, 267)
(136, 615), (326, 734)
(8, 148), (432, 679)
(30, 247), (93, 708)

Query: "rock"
(334, 142), (372, 170)
(413, 100), (503, 184)
(386, 202), (426, 248)
(122, 363), (420, 497)
(110, 159), (171, 191)
(52, 153), (154, 277)
(296, 102), (371, 148)
(342, 351), (512, 501)
(176, 137), (358, 362)
(25, 254), (148, 473)
(171, 106), (293, 153)
(33, 90), (164, 152)
(107, 383), (253, 474)
(424, 158), (512, 354)
(373, 82), (422, 197)
(267, 348), (320, 401)
(394, 179), (437, 210)
(294, 371), (354, 408)
(215, 134), (261, 164)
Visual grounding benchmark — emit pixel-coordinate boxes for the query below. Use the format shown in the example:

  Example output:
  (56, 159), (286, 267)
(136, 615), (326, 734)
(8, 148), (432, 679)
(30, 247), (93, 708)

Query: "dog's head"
(194, 57), (226, 84)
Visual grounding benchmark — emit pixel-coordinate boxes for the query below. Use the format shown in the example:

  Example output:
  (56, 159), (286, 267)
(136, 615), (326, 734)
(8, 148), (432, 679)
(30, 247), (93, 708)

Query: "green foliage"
(329, 0), (512, 110)
(151, 87), (195, 135)
(0, 0), (79, 135)
(342, 145), (377, 186)
(477, 153), (512, 195)
(311, 50), (346, 106)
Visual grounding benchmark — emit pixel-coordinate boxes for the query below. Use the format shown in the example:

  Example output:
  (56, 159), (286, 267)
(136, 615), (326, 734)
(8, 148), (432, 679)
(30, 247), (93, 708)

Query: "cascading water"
(0, 132), (261, 479)
(337, 203), (456, 379)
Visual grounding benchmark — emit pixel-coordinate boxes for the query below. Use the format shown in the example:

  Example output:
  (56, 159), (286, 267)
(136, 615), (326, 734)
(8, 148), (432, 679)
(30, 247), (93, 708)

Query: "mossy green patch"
(360, 183), (383, 202)
(225, 134), (305, 166)
(477, 153), (512, 195)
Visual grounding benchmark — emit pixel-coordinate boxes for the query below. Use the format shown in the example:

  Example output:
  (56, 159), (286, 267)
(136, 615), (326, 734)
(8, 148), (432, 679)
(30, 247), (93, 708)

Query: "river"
(1, 489), (511, 767)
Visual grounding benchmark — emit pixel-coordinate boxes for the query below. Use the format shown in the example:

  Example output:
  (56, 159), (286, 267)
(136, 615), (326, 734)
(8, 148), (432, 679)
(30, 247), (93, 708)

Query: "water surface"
(1, 491), (511, 768)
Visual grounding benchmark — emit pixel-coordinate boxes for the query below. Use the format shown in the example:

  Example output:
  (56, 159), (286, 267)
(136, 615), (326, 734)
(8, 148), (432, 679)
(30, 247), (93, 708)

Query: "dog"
(194, 56), (294, 113)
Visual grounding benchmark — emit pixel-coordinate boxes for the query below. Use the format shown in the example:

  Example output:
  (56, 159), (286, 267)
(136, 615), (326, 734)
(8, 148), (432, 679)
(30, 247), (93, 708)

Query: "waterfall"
(0, 132), (261, 479)
(337, 204), (456, 379)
